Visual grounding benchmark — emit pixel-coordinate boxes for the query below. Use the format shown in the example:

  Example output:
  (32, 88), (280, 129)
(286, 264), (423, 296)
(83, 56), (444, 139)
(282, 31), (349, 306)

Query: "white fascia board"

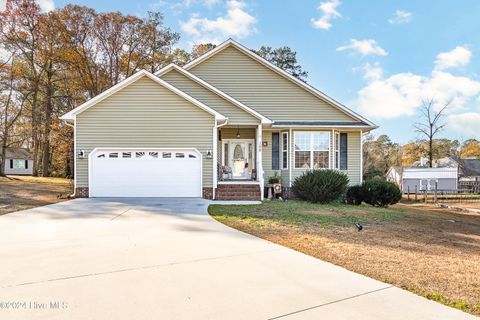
(60, 69), (226, 121)
(184, 39), (377, 128)
(156, 64), (271, 124)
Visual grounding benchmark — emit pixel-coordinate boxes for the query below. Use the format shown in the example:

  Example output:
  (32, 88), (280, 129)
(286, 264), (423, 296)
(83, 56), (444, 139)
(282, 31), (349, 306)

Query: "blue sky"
(34, 0), (480, 143)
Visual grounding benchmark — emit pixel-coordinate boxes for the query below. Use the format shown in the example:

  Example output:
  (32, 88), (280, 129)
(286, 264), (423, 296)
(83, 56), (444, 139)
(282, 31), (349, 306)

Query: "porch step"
(216, 184), (261, 200)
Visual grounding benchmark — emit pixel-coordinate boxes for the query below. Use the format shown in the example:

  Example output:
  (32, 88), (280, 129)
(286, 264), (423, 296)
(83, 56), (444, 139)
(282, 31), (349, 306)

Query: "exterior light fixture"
(206, 149), (213, 159)
(236, 126), (241, 138)
(77, 150), (86, 159)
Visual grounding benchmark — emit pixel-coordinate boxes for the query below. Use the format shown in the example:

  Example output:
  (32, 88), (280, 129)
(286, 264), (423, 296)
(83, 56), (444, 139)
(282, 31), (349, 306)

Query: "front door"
(229, 141), (249, 179)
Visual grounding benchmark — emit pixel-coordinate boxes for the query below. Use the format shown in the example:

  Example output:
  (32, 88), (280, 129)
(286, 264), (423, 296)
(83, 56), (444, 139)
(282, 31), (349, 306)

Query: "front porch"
(215, 126), (263, 200)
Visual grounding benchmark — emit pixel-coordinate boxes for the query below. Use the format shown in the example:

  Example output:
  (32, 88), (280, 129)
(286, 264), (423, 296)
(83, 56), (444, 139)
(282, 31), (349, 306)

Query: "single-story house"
(60, 39), (377, 200)
(402, 167), (458, 192)
(0, 147), (33, 175)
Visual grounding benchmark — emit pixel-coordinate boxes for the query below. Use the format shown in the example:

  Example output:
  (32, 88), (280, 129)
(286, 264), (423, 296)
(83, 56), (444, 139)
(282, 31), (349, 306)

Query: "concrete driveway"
(0, 198), (475, 320)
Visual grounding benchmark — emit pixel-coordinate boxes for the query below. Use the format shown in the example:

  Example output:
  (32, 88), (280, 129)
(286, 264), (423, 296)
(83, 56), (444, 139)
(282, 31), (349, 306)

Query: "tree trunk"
(42, 63), (54, 177)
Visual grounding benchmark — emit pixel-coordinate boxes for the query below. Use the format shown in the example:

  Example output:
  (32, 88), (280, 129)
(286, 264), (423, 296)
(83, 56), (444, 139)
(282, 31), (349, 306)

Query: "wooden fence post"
(407, 186), (410, 200)
(434, 181), (438, 203)
(424, 189), (428, 203)
(415, 185), (418, 202)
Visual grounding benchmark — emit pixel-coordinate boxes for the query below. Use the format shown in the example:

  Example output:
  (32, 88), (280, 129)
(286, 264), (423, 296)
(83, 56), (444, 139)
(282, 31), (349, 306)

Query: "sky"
(3, 0), (480, 144)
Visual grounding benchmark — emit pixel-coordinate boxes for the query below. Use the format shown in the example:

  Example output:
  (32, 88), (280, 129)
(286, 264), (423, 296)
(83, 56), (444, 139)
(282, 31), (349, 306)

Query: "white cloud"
(448, 112), (480, 137)
(354, 59), (480, 119)
(337, 39), (388, 57)
(36, 0), (55, 12)
(181, 0), (256, 44)
(362, 62), (383, 82)
(311, 0), (341, 30)
(388, 10), (412, 24)
(434, 46), (472, 71)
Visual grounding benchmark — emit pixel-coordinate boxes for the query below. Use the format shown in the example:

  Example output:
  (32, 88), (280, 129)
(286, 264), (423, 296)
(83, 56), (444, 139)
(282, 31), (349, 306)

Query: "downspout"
(213, 118), (228, 200)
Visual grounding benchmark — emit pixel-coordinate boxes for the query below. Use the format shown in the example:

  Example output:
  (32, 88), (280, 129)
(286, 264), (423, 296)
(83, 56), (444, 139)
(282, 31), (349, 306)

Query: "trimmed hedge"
(361, 179), (402, 207)
(345, 185), (364, 205)
(292, 170), (349, 203)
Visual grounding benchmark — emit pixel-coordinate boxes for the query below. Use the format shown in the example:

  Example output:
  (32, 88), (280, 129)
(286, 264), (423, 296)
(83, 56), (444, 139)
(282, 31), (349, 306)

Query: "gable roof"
(155, 64), (271, 124)
(184, 39), (377, 128)
(0, 147), (32, 160)
(60, 69), (226, 122)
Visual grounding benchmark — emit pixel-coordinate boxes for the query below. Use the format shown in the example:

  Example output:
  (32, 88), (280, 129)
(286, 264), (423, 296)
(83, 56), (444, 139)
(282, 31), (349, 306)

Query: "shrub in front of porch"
(292, 170), (349, 203)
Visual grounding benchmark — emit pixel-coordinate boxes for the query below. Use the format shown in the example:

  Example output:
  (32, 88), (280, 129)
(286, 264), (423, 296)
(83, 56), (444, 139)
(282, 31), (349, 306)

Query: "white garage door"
(90, 149), (202, 197)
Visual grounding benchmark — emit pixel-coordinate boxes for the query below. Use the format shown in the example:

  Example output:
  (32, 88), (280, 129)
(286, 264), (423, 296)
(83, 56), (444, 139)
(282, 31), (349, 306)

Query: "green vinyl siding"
(189, 46), (358, 122)
(161, 69), (259, 125)
(75, 76), (215, 188)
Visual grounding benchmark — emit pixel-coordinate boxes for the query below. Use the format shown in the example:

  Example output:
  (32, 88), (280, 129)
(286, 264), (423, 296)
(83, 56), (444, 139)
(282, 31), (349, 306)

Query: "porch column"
(256, 124), (264, 200)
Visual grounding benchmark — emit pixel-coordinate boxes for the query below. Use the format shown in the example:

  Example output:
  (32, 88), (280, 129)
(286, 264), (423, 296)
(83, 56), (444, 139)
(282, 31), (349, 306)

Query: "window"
(97, 154), (105, 158)
(335, 132), (340, 169)
(122, 152), (132, 158)
(294, 132), (330, 169)
(108, 152), (118, 158)
(188, 154), (196, 158)
(175, 153), (185, 158)
(281, 132), (288, 169)
(149, 152), (158, 158)
(162, 152), (171, 158)
(13, 159), (25, 169)
(135, 152), (145, 158)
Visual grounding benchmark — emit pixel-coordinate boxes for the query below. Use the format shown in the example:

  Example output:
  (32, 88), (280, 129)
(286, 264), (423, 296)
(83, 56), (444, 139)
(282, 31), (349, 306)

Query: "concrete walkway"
(0, 198), (475, 319)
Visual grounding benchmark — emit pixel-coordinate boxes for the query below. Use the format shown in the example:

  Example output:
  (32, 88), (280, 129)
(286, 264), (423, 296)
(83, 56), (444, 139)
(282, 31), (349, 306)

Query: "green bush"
(361, 179), (402, 207)
(345, 185), (364, 205)
(292, 170), (349, 203)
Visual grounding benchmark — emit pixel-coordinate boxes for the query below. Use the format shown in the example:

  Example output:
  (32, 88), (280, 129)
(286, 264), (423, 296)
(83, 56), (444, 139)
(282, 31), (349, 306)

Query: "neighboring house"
(61, 39), (376, 200)
(402, 167), (458, 192)
(0, 147), (33, 175)
(385, 166), (402, 187)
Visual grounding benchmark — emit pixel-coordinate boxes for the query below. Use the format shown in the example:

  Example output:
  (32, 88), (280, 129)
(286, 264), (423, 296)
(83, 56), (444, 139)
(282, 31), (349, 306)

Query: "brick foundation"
(203, 187), (214, 199)
(216, 184), (261, 200)
(75, 187), (89, 198)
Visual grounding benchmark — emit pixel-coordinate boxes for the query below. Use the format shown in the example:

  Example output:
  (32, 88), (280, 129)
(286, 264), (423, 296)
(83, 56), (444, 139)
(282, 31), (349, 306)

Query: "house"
(385, 166), (402, 187)
(60, 39), (376, 200)
(402, 167), (458, 193)
(0, 147), (33, 175)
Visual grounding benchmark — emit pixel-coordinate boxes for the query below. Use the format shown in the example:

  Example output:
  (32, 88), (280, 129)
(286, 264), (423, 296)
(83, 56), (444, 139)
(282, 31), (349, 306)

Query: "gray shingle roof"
(0, 147), (33, 160)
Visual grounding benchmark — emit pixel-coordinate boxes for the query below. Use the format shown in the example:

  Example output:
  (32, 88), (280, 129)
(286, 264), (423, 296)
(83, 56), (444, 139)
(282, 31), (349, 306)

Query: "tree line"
(0, 0), (306, 177)
(363, 136), (480, 180)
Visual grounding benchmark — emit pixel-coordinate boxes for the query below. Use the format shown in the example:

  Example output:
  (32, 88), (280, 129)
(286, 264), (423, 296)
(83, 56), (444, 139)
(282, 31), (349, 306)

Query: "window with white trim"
(13, 159), (25, 169)
(281, 132), (288, 169)
(294, 132), (330, 169)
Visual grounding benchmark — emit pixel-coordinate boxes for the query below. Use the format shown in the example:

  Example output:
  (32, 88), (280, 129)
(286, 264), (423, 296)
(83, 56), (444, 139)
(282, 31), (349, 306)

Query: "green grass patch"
(208, 200), (406, 228)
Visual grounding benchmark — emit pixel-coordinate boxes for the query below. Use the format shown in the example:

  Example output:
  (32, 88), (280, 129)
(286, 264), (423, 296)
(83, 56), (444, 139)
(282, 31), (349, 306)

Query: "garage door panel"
(90, 149), (202, 197)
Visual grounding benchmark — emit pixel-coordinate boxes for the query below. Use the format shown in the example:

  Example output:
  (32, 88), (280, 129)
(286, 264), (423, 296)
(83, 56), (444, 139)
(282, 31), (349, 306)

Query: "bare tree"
(414, 99), (449, 168)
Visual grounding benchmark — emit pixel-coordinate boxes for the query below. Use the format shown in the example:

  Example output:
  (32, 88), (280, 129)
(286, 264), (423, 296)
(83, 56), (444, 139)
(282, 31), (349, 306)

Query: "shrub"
(361, 179), (402, 207)
(292, 170), (349, 203)
(345, 185), (364, 205)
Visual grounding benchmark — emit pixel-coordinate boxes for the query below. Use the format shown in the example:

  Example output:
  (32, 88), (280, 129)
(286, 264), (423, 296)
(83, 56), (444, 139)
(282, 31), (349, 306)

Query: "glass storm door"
(229, 142), (249, 179)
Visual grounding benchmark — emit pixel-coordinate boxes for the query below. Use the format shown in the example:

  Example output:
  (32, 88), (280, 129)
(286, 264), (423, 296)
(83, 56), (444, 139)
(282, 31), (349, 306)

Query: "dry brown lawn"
(209, 201), (480, 315)
(0, 175), (73, 215)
